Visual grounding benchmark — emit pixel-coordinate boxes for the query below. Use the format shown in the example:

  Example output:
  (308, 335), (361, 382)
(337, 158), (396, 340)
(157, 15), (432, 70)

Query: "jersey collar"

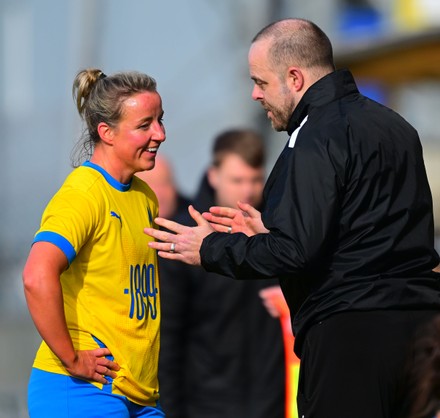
(82, 161), (132, 192)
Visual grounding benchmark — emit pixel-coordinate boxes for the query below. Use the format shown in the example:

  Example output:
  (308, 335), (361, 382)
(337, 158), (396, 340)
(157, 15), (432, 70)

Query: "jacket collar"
(286, 69), (359, 136)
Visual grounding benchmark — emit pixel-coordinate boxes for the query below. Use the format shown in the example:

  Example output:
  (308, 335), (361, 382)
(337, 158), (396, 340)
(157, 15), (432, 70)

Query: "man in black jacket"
(145, 18), (440, 418)
(157, 129), (285, 418)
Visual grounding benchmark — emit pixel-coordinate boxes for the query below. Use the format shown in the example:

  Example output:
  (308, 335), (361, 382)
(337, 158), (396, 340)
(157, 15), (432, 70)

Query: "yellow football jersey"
(32, 161), (161, 406)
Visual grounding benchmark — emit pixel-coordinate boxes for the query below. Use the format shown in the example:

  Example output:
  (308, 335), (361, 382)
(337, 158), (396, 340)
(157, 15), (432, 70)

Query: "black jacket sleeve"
(201, 126), (343, 281)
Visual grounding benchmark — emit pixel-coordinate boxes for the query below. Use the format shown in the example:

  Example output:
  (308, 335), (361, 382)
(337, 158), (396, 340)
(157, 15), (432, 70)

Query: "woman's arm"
(23, 242), (119, 384)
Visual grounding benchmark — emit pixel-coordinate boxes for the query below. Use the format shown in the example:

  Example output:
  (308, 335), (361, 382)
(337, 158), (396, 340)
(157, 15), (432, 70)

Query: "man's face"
(248, 39), (296, 132)
(208, 154), (265, 208)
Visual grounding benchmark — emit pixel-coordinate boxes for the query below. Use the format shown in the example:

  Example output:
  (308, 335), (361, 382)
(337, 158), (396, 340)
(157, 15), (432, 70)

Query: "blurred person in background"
(404, 314), (440, 418)
(157, 128), (285, 418)
(22, 68), (166, 417)
(145, 18), (440, 418)
(136, 155), (190, 219)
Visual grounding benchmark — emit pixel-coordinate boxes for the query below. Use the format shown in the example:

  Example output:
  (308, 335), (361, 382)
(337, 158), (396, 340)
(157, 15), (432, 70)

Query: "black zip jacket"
(200, 69), (440, 357)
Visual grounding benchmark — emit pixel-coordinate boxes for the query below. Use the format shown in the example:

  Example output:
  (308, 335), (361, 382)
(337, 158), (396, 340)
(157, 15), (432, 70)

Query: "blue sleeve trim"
(33, 231), (77, 264)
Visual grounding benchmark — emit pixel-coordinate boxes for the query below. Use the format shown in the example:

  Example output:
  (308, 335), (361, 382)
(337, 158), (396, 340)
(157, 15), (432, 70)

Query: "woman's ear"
(97, 122), (114, 145)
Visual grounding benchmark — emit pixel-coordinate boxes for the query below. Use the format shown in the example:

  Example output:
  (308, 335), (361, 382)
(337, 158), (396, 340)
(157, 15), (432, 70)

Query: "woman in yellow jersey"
(22, 68), (166, 417)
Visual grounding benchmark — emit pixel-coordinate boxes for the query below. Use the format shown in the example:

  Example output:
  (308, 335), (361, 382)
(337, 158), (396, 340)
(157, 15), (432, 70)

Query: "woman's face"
(109, 91), (166, 181)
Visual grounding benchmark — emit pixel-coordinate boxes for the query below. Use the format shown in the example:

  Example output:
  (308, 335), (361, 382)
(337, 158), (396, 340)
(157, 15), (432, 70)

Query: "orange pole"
(279, 313), (300, 418)
(259, 287), (300, 418)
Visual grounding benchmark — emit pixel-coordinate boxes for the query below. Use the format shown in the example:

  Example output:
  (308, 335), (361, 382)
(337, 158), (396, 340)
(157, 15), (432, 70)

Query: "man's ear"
(287, 66), (304, 92)
(97, 122), (114, 145)
(207, 166), (219, 191)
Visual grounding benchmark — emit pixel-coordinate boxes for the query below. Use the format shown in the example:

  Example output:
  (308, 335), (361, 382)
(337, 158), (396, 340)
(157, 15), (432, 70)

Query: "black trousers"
(296, 310), (439, 418)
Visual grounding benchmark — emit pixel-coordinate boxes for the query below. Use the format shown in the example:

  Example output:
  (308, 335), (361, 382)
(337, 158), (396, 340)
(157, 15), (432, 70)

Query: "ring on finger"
(227, 226), (232, 234)
(170, 242), (176, 253)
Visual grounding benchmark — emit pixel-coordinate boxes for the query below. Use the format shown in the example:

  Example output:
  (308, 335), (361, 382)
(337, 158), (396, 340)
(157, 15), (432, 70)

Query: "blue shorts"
(28, 368), (165, 418)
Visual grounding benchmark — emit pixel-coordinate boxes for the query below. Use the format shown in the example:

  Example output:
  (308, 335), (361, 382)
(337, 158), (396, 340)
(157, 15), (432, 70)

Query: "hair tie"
(99, 72), (107, 80)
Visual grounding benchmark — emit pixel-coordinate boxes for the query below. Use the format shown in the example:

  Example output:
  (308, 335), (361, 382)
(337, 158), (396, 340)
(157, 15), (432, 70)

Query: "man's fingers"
(202, 212), (213, 221)
(148, 240), (177, 253)
(144, 226), (180, 245)
(156, 250), (184, 260)
(206, 222), (228, 233)
(188, 205), (209, 227)
(203, 213), (231, 227)
(153, 217), (187, 234)
(209, 206), (238, 218)
(237, 201), (259, 217)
